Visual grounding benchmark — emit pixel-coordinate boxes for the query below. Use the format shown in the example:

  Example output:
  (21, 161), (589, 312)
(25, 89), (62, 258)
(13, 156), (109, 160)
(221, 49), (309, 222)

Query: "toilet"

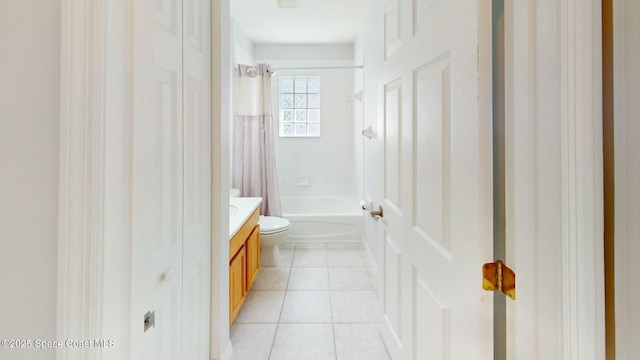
(258, 215), (290, 266)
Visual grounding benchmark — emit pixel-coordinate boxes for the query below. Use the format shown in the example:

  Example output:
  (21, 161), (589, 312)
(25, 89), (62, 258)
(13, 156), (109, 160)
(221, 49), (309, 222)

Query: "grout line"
(268, 262), (293, 360)
(242, 244), (381, 359)
(267, 323), (278, 360)
(329, 265), (339, 360)
(332, 321), (339, 359)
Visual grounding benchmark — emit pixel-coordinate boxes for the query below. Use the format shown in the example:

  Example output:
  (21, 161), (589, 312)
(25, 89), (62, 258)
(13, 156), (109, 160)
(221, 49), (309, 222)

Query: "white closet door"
(149, 0), (185, 359)
(131, 0), (212, 358)
(182, 0), (212, 358)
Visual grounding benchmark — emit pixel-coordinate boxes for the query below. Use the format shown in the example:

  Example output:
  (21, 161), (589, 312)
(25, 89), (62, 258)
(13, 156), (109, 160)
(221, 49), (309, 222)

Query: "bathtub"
(280, 196), (363, 241)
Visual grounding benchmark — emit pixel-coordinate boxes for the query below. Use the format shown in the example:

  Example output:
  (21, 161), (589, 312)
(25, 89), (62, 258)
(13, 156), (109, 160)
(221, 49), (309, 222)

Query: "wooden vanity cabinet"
(245, 226), (260, 291)
(229, 245), (246, 322)
(229, 208), (261, 325)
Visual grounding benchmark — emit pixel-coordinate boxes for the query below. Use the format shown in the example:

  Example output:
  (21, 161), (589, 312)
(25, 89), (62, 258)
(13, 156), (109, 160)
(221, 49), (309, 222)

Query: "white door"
(375, 0), (493, 359)
(131, 0), (184, 357)
(182, 0), (212, 358)
(131, 0), (211, 358)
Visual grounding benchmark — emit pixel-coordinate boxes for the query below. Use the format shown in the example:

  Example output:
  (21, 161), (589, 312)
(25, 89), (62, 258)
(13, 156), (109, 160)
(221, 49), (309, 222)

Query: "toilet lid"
(259, 216), (290, 235)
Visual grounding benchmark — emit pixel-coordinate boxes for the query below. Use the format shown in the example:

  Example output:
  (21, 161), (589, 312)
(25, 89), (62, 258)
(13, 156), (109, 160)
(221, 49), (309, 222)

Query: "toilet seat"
(259, 216), (290, 235)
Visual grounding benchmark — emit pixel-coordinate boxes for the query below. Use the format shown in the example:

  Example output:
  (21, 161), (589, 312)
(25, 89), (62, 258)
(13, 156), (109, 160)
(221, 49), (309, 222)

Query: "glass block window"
(279, 76), (321, 137)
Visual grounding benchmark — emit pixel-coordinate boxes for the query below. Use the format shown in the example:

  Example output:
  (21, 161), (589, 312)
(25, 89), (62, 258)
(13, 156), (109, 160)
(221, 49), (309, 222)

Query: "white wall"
(0, 1), (60, 359)
(352, 40), (364, 207)
(255, 44), (353, 61)
(233, 20), (255, 66)
(255, 45), (357, 201)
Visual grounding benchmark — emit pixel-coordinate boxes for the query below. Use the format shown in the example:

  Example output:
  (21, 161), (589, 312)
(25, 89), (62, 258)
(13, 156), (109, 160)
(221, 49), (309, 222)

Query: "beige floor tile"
(252, 267), (291, 291)
(287, 267), (330, 290)
(292, 248), (328, 267)
(235, 291), (285, 323)
(272, 248), (294, 267)
(326, 241), (364, 249)
(334, 323), (391, 360)
(295, 241), (327, 249)
(359, 248), (376, 266)
(365, 266), (379, 289)
(327, 249), (364, 267)
(328, 267), (375, 290)
(269, 324), (336, 360)
(230, 323), (277, 360)
(231, 247), (385, 359)
(330, 290), (378, 323)
(280, 291), (332, 323)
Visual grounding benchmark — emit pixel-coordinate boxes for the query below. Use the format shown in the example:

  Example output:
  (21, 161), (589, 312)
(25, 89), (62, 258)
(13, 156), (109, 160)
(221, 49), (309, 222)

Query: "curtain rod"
(269, 65), (364, 71)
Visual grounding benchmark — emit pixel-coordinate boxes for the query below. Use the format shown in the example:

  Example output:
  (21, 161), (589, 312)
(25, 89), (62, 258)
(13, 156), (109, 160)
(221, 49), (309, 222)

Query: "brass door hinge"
(482, 260), (516, 300)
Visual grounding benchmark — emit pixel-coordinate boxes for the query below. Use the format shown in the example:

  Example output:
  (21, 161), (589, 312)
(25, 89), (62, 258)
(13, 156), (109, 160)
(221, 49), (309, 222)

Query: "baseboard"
(216, 340), (233, 360)
(361, 238), (379, 269)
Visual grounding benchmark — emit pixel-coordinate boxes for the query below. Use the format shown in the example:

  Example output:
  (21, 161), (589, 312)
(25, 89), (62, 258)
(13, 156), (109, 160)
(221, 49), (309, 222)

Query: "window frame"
(278, 75), (321, 138)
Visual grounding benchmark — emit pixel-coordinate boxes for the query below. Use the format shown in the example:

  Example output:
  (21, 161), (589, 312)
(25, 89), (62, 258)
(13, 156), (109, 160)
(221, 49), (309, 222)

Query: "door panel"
(385, 1), (402, 58)
(412, 58), (451, 253)
(375, 0), (493, 358)
(182, 0), (211, 358)
(384, 79), (403, 212)
(152, 2), (184, 358)
(414, 270), (451, 359)
(383, 234), (402, 341)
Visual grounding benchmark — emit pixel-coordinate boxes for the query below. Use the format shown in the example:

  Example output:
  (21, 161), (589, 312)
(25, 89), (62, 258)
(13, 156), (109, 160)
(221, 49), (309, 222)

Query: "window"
(279, 76), (321, 137)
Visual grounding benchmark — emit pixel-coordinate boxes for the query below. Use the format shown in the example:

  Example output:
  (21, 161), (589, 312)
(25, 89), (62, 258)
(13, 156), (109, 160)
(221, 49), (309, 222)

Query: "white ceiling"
(231, 0), (369, 44)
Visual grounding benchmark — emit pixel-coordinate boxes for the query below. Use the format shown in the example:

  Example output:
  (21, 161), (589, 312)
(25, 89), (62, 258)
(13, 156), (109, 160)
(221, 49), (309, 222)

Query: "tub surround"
(229, 197), (262, 239)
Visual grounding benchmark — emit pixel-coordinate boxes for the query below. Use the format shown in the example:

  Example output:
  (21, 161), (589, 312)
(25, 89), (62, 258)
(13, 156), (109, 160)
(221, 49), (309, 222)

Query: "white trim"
(613, 0), (639, 357)
(612, 4), (629, 349)
(508, 0), (605, 358)
(57, 0), (107, 358)
(211, 0), (232, 358)
(560, 0), (605, 359)
(220, 341), (233, 360)
(270, 65), (364, 71)
(506, 0), (539, 357)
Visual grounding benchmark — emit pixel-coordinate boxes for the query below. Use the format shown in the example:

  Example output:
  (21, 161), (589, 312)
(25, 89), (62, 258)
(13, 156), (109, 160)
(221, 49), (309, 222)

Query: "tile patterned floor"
(230, 241), (391, 360)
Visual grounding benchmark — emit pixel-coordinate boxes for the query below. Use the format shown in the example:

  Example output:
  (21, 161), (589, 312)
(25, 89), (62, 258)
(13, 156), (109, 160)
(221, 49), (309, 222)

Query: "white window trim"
(278, 75), (322, 138)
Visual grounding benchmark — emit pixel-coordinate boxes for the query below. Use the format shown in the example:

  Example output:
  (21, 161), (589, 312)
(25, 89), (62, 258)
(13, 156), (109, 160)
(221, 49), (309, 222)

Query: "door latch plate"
(144, 310), (155, 332)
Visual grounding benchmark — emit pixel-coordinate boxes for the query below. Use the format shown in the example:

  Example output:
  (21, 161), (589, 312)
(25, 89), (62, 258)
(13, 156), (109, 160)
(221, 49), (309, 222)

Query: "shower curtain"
(233, 63), (282, 217)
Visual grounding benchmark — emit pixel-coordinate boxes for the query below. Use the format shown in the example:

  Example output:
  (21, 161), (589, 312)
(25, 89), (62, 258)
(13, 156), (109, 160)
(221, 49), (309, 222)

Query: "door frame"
(58, 0), (118, 358)
(558, 0), (605, 357)
(612, 0), (640, 357)
(210, 0), (234, 358)
(58, 0), (604, 359)
(507, 0), (605, 358)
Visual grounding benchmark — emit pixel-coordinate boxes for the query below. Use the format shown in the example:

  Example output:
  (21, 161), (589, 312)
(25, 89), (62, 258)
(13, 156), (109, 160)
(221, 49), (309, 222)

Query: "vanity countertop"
(229, 197), (262, 239)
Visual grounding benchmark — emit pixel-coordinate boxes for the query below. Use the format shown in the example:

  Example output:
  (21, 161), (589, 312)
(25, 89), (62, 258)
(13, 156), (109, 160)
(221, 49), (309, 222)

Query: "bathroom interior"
(226, 0), (387, 358)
